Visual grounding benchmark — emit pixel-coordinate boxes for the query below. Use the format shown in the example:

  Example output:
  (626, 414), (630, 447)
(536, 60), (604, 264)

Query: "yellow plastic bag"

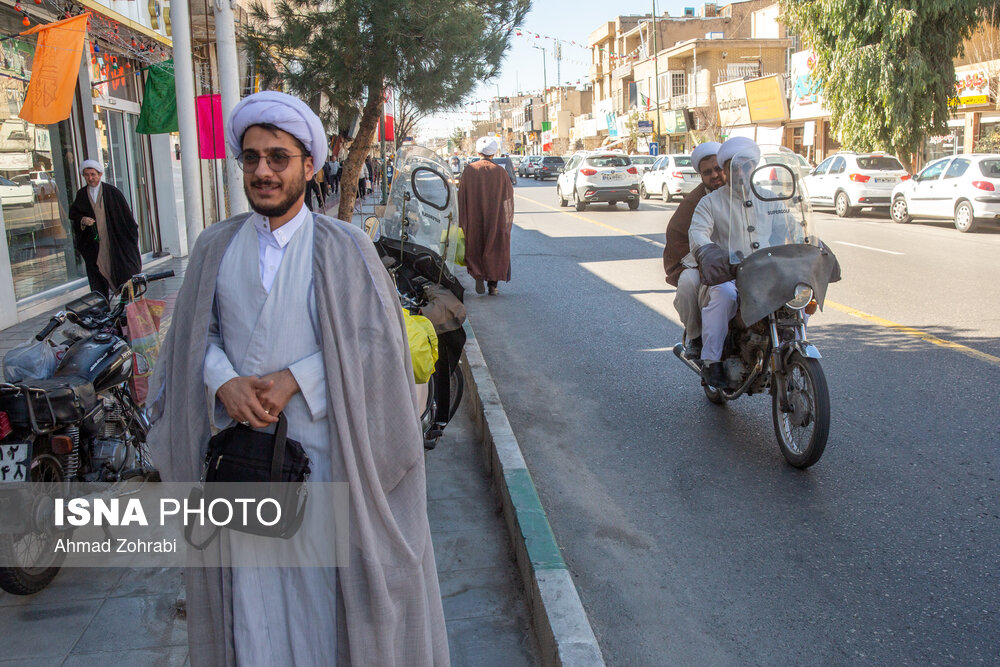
(440, 226), (466, 267)
(403, 309), (438, 384)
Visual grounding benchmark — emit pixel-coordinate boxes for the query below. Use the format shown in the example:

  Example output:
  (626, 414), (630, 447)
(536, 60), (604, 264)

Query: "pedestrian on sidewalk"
(458, 136), (514, 295)
(330, 156), (340, 194)
(67, 160), (141, 297)
(147, 90), (448, 665)
(305, 170), (323, 211)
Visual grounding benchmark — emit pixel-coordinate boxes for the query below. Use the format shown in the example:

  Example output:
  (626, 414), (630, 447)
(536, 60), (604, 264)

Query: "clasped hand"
(217, 369), (299, 428)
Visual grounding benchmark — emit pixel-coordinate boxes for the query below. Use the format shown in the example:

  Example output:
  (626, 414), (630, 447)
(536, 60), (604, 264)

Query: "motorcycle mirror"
(750, 164), (796, 201)
(363, 216), (381, 241)
(411, 166), (451, 211)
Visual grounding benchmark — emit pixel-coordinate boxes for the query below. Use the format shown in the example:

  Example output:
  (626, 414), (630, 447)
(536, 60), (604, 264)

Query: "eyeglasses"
(236, 151), (308, 172)
(700, 166), (724, 177)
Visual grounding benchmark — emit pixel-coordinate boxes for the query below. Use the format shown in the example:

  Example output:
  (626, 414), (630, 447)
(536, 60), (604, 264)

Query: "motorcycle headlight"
(786, 283), (813, 310)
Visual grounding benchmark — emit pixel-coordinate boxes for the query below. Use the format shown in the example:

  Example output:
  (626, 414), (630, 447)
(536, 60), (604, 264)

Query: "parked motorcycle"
(673, 147), (840, 468)
(0, 270), (173, 594)
(366, 146), (467, 449)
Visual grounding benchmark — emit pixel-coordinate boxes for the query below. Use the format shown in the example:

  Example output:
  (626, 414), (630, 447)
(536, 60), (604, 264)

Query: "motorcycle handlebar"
(35, 314), (64, 341)
(145, 270), (174, 282)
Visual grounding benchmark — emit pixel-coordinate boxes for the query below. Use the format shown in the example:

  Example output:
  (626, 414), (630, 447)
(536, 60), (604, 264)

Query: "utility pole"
(652, 0), (664, 152)
(171, 0), (204, 251)
(555, 41), (562, 88)
(213, 0), (248, 215)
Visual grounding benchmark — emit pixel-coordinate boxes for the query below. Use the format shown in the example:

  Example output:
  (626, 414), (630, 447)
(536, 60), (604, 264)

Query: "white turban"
(690, 142), (721, 171)
(476, 136), (499, 156)
(80, 159), (103, 175)
(717, 137), (761, 168)
(226, 91), (327, 175)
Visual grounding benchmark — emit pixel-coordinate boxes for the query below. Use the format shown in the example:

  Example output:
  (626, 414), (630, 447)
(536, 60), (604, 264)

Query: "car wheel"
(574, 191), (587, 212)
(954, 199), (980, 233)
(662, 185), (672, 202)
(628, 199), (640, 211)
(557, 186), (568, 207)
(890, 196), (911, 224)
(835, 191), (857, 218)
(640, 183), (650, 199)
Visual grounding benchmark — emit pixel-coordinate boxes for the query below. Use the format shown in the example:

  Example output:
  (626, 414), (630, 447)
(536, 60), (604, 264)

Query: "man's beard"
(244, 169), (306, 218)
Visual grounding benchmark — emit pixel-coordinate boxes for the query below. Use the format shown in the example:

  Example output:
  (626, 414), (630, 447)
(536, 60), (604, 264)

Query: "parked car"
(0, 176), (35, 208)
(640, 154), (698, 201)
(13, 171), (57, 201)
(534, 156), (565, 180)
(803, 152), (909, 217)
(890, 153), (1000, 232)
(556, 151), (640, 211)
(518, 155), (540, 177)
(760, 151), (813, 181)
(491, 156), (517, 187)
(629, 155), (658, 176)
(510, 155), (523, 173)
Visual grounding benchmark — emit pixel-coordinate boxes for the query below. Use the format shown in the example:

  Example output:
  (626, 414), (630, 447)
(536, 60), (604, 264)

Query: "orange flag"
(18, 13), (90, 126)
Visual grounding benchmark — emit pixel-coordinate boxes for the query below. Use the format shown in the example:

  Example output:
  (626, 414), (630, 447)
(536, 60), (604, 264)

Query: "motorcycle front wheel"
(772, 352), (830, 468)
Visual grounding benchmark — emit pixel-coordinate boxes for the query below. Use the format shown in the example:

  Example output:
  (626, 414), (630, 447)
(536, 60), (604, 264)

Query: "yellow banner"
(18, 14), (91, 126)
(745, 75), (788, 124)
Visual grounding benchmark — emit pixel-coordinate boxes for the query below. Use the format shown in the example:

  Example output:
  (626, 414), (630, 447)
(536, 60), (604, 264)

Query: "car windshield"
(630, 156), (655, 165)
(586, 155), (629, 167)
(0, 177), (15, 186)
(674, 156), (692, 167)
(856, 156), (904, 171)
(543, 157), (563, 164)
(978, 159), (1000, 178)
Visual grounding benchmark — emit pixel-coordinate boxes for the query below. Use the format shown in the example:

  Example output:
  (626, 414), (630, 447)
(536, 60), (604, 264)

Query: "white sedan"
(890, 154), (1000, 232)
(0, 177), (34, 208)
(640, 154), (698, 201)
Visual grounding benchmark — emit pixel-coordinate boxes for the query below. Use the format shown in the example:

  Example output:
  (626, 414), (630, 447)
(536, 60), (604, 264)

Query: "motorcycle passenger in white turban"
(458, 135), (513, 295)
(688, 137), (762, 388)
(662, 141), (723, 359)
(67, 159), (141, 296)
(147, 90), (448, 665)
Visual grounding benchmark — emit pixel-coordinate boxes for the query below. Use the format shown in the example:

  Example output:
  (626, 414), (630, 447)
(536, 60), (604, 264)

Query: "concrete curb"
(461, 320), (605, 666)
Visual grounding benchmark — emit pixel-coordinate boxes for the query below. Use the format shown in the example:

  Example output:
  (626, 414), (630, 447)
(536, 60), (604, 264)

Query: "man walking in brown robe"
(459, 136), (514, 295)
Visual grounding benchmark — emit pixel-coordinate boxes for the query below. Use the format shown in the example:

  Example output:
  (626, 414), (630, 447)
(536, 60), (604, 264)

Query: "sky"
(418, 0), (707, 140)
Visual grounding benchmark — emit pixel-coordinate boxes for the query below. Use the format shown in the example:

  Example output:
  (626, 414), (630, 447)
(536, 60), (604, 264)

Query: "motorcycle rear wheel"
(772, 352), (830, 468)
(0, 454), (67, 595)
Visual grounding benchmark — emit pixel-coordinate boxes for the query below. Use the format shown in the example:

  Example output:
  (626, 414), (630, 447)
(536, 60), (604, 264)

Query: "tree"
(245, 0), (529, 221)
(780, 0), (984, 165)
(395, 97), (429, 150)
(450, 127), (466, 154)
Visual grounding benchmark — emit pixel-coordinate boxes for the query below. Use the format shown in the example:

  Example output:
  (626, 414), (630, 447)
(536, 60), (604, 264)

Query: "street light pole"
(652, 0), (664, 153)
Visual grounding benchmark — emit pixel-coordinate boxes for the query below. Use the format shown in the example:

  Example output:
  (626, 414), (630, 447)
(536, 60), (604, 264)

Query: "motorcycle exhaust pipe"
(672, 343), (702, 375)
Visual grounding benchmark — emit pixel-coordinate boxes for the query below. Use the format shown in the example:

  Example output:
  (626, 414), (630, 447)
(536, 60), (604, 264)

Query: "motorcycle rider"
(688, 137), (762, 388)
(663, 141), (723, 359)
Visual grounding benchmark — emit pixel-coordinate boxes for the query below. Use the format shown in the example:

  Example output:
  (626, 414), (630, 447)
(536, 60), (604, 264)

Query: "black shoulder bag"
(185, 412), (311, 550)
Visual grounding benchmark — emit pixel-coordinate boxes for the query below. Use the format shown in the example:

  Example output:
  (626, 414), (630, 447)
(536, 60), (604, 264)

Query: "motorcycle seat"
(0, 376), (98, 431)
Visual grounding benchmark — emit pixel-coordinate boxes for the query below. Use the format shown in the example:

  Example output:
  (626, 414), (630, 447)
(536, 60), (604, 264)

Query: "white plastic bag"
(2, 338), (60, 382)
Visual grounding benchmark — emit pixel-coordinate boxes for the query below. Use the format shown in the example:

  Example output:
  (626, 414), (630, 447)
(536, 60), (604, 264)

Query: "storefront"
(785, 50), (837, 164)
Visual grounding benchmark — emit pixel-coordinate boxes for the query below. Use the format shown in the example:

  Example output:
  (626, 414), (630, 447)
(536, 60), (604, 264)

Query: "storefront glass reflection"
(0, 16), (86, 301)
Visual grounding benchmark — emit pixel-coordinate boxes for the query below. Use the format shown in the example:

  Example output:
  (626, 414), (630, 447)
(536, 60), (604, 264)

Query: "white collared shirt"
(252, 203), (310, 293)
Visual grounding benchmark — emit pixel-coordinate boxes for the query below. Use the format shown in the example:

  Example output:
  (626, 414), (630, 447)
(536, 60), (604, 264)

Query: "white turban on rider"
(226, 91), (327, 175)
(80, 159), (104, 175)
(690, 142), (721, 172)
(476, 136), (500, 156)
(717, 137), (761, 169)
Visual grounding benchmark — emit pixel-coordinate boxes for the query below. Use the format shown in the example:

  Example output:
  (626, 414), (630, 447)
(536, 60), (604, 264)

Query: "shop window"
(0, 18), (87, 301)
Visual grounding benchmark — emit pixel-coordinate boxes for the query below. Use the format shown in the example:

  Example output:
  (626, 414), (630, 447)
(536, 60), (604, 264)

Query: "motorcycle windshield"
(727, 146), (817, 265)
(381, 145), (459, 267)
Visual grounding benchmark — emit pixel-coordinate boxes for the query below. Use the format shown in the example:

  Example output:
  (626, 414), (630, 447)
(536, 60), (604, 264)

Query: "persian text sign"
(715, 79), (750, 127)
(951, 70), (989, 107)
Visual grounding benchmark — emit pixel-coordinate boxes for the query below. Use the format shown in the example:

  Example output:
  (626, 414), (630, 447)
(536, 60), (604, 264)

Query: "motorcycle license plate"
(0, 442), (30, 483)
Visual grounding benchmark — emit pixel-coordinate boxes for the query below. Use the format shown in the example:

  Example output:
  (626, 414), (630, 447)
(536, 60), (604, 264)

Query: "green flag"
(136, 60), (178, 134)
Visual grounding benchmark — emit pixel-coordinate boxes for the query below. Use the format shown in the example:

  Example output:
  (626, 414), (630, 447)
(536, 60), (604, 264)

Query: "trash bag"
(3, 338), (61, 382)
(402, 309), (438, 384)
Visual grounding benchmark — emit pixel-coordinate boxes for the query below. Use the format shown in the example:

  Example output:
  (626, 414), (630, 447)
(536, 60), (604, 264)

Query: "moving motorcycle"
(0, 271), (172, 593)
(365, 146), (467, 449)
(673, 147), (840, 468)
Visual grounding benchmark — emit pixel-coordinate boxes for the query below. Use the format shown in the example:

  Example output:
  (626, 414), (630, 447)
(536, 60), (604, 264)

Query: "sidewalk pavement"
(0, 256), (538, 665)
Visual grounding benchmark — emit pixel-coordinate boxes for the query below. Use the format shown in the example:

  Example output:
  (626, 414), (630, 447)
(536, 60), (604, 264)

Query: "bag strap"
(271, 411), (288, 482)
(183, 486), (220, 551)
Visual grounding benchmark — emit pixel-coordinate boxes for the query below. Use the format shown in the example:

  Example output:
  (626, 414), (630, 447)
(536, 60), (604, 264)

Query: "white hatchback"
(890, 153), (1000, 232)
(557, 152), (640, 211)
(803, 152), (909, 217)
(640, 154), (698, 201)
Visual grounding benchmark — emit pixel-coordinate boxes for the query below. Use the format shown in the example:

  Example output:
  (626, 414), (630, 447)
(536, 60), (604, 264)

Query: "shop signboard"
(606, 112), (618, 137)
(790, 50), (829, 120)
(637, 120), (654, 133)
(951, 70), (990, 108)
(745, 75), (788, 124)
(92, 53), (140, 112)
(662, 109), (689, 135)
(715, 79), (750, 127)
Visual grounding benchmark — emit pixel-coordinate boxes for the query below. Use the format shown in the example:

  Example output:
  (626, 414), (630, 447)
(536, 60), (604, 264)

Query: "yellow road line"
(825, 301), (1000, 367)
(514, 193), (666, 248)
(517, 191), (1000, 368)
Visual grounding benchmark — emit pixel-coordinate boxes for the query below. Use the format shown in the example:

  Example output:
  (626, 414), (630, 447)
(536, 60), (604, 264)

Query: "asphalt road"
(463, 178), (1000, 665)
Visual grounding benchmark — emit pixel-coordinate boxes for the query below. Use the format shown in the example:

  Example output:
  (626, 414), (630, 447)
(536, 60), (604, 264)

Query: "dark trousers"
(84, 260), (112, 300)
(331, 173), (340, 194)
(305, 180), (322, 211)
